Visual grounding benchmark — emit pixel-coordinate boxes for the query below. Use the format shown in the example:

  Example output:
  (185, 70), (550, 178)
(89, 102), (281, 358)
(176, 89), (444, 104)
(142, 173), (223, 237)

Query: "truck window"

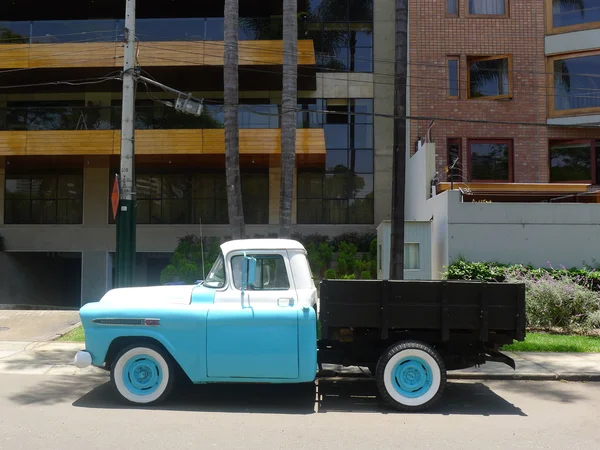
(203, 253), (226, 288)
(231, 254), (291, 291)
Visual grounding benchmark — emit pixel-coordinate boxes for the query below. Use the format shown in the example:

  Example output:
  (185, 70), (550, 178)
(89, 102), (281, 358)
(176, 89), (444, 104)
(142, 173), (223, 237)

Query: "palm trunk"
(224, 0), (245, 239)
(279, 0), (298, 238)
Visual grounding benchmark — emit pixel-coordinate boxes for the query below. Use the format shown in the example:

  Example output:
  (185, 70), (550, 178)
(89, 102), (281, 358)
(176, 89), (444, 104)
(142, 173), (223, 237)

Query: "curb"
(447, 372), (600, 382)
(51, 322), (82, 341)
(316, 371), (600, 382)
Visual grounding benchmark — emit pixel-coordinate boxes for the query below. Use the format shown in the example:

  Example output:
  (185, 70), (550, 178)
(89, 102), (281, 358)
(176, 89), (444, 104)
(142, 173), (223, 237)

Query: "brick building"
(409, 0), (600, 196)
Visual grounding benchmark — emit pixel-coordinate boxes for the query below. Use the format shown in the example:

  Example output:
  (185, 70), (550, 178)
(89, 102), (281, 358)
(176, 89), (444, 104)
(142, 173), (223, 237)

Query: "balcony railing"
(0, 17), (289, 44)
(0, 104), (298, 131)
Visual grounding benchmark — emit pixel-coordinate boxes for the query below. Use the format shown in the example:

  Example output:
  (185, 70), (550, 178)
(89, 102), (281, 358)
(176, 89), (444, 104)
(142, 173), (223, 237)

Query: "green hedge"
(444, 257), (600, 332)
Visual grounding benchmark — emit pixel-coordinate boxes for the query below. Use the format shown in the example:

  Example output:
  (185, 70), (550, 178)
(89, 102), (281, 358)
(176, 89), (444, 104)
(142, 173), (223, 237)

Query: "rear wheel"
(110, 343), (175, 405)
(375, 341), (446, 412)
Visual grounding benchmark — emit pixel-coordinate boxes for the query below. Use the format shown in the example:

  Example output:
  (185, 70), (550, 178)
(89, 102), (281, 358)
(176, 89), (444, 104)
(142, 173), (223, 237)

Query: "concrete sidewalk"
(1, 341), (600, 380)
(0, 310), (80, 342)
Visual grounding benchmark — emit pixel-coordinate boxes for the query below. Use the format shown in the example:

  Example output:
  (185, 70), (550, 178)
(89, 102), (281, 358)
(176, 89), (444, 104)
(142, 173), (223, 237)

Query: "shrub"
(360, 270), (372, 280)
(507, 270), (600, 332)
(585, 310), (600, 330)
(444, 257), (507, 282)
(324, 269), (337, 279)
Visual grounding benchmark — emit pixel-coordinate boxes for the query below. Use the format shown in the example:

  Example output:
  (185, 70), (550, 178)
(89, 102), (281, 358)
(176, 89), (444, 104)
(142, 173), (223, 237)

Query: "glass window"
(405, 243), (420, 270)
(4, 174), (83, 224)
(310, 22), (373, 73)
(551, 0), (600, 30)
(468, 56), (511, 99)
(203, 253), (226, 288)
(553, 54), (600, 112)
(241, 172), (269, 224)
(550, 141), (593, 182)
(469, 0), (507, 15)
(468, 140), (512, 181)
(447, 0), (458, 15)
(231, 254), (290, 290)
(448, 57), (459, 97)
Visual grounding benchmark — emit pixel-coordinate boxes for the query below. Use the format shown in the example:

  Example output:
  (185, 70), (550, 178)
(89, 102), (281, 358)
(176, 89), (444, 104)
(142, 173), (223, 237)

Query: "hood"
(98, 285), (196, 306)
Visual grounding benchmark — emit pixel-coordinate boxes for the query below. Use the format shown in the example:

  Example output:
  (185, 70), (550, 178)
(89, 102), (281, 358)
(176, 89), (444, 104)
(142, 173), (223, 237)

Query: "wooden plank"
(0, 132), (27, 155)
(0, 45), (30, 69)
(1, 39), (315, 70)
(438, 181), (590, 194)
(0, 128), (326, 156)
(28, 43), (120, 68)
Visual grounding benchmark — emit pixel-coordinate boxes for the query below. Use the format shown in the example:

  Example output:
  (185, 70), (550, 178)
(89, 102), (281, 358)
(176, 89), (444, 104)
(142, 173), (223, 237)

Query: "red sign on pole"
(111, 174), (120, 220)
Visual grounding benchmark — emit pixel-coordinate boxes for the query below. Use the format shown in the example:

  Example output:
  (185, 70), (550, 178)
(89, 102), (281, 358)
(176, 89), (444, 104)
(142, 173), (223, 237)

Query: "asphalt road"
(1, 374), (599, 450)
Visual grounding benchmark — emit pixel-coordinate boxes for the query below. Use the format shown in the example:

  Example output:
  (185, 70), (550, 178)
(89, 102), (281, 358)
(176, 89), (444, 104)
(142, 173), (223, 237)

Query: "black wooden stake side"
(390, 0), (409, 281)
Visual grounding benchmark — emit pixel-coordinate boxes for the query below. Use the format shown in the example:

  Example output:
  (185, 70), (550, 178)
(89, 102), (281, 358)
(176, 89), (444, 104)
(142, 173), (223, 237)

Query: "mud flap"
(484, 350), (516, 370)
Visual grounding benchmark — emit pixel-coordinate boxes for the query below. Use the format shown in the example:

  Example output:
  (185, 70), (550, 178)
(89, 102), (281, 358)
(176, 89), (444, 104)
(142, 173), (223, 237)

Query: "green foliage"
(324, 269), (337, 279)
(336, 241), (358, 276)
(445, 257), (600, 332)
(160, 235), (221, 285)
(343, 273), (356, 280)
(360, 270), (372, 280)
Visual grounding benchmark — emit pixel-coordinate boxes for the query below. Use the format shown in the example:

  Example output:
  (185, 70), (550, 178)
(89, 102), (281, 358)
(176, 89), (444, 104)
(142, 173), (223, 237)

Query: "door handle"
(277, 298), (295, 307)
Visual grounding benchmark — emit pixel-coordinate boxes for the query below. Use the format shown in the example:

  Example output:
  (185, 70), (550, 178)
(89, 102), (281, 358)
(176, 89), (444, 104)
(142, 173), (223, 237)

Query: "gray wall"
(545, 28), (600, 55)
(428, 191), (600, 275)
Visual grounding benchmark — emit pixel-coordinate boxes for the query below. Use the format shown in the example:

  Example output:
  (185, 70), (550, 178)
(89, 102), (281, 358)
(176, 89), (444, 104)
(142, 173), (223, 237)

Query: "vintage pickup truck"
(75, 238), (526, 412)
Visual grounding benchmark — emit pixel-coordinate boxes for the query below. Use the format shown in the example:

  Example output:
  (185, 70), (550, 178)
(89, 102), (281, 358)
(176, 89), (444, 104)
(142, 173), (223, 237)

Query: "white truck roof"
(220, 239), (306, 256)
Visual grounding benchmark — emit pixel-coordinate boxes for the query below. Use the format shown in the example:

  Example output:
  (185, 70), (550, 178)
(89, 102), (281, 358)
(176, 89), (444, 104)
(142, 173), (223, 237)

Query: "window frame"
(446, 0), (459, 17)
(548, 138), (598, 184)
(229, 253), (292, 292)
(467, 55), (513, 100)
(545, 0), (600, 35)
(548, 50), (600, 118)
(447, 56), (460, 98)
(467, 138), (514, 182)
(466, 0), (510, 18)
(4, 172), (84, 225)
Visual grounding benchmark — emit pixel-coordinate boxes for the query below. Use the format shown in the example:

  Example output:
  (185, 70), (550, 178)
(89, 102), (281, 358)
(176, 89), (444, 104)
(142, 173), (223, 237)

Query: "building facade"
(1, 0), (599, 307)
(410, 0), (600, 196)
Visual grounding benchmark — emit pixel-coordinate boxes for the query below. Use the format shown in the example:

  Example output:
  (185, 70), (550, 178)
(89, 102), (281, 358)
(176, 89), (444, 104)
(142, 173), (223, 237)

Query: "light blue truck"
(75, 238), (526, 412)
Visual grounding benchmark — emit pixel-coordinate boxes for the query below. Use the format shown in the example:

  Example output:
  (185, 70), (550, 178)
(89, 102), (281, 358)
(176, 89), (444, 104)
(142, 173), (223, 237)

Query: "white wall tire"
(375, 341), (447, 412)
(110, 344), (175, 405)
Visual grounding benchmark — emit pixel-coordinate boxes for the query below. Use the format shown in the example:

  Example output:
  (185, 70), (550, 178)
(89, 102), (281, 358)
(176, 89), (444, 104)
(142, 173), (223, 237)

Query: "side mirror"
(241, 254), (257, 291)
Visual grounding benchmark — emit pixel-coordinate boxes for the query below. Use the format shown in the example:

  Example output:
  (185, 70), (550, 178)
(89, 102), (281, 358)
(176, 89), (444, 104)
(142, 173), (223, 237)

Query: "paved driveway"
(0, 310), (80, 342)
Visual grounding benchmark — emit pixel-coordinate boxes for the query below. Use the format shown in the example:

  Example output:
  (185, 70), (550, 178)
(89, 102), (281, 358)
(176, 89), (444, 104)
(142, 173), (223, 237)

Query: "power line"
(0, 28), (121, 44)
(0, 73), (121, 90)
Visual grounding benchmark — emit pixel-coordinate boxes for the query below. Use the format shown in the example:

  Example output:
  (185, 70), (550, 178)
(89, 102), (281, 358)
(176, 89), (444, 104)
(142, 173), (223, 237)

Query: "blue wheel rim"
(391, 356), (433, 398)
(122, 354), (163, 396)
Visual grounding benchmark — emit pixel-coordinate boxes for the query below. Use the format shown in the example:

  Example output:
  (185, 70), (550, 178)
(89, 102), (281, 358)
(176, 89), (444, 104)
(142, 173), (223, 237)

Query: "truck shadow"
(72, 379), (526, 416)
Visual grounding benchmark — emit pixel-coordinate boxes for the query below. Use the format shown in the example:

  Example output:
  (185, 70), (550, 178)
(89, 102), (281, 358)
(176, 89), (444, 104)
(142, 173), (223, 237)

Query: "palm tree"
(224, 0), (245, 239)
(279, 0), (298, 238)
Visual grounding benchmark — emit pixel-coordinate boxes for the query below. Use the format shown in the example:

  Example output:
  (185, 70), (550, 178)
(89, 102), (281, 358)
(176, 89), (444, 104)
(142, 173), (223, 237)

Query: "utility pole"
(115, 0), (137, 288)
(390, 0), (408, 280)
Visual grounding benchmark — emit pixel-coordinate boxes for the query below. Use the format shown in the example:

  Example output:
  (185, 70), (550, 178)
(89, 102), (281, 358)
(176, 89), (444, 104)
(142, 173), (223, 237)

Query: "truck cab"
(75, 239), (318, 405)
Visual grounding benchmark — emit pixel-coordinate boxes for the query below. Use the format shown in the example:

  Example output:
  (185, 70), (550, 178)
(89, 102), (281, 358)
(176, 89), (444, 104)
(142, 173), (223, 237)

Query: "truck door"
(206, 252), (300, 380)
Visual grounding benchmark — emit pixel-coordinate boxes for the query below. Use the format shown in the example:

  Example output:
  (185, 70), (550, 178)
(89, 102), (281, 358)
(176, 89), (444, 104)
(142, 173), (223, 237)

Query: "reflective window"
(468, 0), (507, 15)
(549, 140), (596, 183)
(551, 0), (600, 30)
(553, 54), (600, 112)
(297, 98), (374, 224)
(5, 173), (83, 224)
(468, 140), (513, 182)
(448, 57), (459, 97)
(468, 56), (511, 99)
(231, 254), (290, 291)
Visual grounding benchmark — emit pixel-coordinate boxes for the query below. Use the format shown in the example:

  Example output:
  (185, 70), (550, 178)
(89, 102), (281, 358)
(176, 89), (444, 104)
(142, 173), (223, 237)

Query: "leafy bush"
(507, 270), (600, 331)
(160, 235), (221, 285)
(585, 310), (600, 329)
(444, 257), (507, 282)
(324, 269), (337, 279)
(360, 270), (372, 280)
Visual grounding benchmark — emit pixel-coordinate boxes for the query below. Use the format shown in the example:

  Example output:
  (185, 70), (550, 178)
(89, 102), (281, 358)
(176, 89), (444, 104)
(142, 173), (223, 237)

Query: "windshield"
(203, 253), (226, 288)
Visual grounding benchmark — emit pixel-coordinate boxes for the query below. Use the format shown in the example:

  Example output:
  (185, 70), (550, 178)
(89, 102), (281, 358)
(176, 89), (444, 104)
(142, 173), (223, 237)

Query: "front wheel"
(375, 341), (446, 412)
(110, 343), (175, 405)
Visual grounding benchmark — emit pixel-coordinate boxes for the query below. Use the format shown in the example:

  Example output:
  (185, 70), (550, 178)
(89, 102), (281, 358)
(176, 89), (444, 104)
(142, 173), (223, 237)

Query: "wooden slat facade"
(0, 40), (316, 69)
(0, 129), (326, 158)
(438, 182), (590, 194)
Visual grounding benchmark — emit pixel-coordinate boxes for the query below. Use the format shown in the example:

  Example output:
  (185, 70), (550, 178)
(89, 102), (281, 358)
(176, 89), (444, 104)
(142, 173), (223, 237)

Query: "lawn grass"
(57, 325), (85, 343)
(502, 332), (600, 353)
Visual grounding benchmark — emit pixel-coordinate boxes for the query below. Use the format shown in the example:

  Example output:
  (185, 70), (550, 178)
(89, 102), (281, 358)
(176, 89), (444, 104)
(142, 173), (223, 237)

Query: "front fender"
(80, 302), (209, 382)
